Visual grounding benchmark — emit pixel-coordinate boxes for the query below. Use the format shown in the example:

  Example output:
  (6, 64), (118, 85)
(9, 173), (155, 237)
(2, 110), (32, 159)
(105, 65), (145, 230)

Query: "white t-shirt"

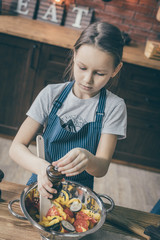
(27, 82), (127, 139)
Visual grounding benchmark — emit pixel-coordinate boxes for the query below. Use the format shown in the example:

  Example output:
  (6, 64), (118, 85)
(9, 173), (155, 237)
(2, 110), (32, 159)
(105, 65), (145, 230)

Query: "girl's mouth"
(81, 84), (92, 91)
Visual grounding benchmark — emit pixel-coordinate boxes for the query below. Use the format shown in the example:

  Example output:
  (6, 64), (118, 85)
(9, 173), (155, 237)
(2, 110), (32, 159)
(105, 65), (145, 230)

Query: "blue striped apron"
(27, 81), (106, 190)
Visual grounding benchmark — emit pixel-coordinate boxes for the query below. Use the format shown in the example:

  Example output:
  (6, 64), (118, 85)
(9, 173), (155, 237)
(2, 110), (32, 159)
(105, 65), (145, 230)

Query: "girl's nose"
(84, 72), (93, 84)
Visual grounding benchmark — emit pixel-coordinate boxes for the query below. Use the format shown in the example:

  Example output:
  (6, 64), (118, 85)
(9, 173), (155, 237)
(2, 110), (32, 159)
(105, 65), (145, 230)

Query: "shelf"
(0, 16), (160, 70)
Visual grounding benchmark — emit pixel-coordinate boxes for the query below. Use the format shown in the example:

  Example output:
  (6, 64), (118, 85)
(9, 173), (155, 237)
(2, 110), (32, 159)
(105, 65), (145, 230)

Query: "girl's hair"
(63, 21), (125, 82)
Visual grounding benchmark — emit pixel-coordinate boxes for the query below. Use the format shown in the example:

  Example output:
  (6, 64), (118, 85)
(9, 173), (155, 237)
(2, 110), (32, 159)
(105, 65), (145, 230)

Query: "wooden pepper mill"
(0, 169), (4, 202)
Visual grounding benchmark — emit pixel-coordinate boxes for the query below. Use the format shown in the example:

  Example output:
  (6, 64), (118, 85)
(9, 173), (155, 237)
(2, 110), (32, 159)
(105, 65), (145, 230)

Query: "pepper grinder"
(46, 165), (65, 200)
(0, 169), (4, 202)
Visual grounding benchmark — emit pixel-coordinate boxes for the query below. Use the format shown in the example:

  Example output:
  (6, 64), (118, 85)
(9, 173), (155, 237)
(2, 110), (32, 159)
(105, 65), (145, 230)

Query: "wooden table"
(0, 181), (160, 240)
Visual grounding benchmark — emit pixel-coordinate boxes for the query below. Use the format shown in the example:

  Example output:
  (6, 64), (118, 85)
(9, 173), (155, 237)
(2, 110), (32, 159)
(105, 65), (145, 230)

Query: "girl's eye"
(79, 66), (86, 70)
(96, 72), (105, 76)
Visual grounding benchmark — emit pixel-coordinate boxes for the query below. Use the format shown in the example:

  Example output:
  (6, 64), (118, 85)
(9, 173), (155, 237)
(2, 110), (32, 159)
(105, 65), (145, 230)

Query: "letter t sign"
(72, 7), (89, 28)
(65, 4), (94, 30)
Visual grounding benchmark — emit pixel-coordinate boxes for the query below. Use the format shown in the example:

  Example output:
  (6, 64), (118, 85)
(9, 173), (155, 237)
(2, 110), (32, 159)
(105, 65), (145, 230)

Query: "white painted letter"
(15, 0), (30, 15)
(72, 7), (89, 28)
(42, 3), (58, 23)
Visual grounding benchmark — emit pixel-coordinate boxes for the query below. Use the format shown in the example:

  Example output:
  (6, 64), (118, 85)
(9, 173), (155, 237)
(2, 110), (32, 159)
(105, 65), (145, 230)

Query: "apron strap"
(95, 88), (106, 124)
(49, 81), (106, 125)
(49, 81), (74, 117)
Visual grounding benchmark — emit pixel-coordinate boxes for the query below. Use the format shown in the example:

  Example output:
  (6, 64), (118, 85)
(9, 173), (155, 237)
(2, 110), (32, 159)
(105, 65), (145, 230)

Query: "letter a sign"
(37, 1), (64, 25)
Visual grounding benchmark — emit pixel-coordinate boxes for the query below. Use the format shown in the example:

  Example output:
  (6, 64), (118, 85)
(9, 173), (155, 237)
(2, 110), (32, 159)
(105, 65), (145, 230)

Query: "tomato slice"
(46, 206), (60, 217)
(76, 211), (90, 221)
(89, 217), (97, 224)
(74, 219), (88, 230)
(75, 225), (88, 233)
(64, 207), (74, 218)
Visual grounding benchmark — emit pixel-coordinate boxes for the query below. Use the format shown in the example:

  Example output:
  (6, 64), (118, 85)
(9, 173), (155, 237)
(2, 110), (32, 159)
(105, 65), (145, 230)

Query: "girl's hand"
(37, 162), (57, 199)
(52, 148), (91, 177)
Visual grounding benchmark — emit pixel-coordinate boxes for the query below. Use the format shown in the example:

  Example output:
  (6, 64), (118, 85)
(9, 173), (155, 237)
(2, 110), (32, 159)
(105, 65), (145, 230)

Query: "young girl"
(9, 21), (127, 199)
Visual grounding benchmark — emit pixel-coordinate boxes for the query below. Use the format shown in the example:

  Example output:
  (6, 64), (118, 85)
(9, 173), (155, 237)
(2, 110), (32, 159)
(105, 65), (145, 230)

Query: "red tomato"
(46, 206), (60, 217)
(64, 208), (74, 218)
(76, 211), (90, 221)
(89, 217), (97, 224)
(74, 219), (88, 230)
(75, 225), (87, 233)
(64, 228), (69, 233)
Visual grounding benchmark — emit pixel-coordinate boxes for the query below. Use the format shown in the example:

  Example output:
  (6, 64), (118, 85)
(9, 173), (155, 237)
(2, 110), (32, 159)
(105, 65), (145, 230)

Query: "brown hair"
(63, 21), (124, 82)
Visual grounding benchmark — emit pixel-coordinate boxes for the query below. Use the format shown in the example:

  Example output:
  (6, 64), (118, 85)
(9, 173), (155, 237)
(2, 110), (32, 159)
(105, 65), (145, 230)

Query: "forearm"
(86, 153), (111, 177)
(55, 147), (113, 178)
(9, 142), (49, 175)
(86, 133), (117, 177)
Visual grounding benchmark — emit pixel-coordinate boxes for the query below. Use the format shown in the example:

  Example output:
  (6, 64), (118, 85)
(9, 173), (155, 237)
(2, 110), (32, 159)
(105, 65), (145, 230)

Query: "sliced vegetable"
(70, 201), (82, 212)
(60, 190), (69, 203)
(48, 218), (59, 226)
(36, 189), (101, 233)
(61, 227), (69, 233)
(61, 220), (75, 232)
(46, 206), (60, 217)
(58, 208), (67, 220)
(66, 198), (80, 207)
(74, 225), (88, 233)
(53, 200), (63, 210)
(81, 209), (101, 221)
(47, 216), (63, 221)
(74, 219), (89, 230)
(76, 211), (90, 221)
(64, 207), (74, 218)
(45, 222), (61, 232)
(64, 208), (74, 224)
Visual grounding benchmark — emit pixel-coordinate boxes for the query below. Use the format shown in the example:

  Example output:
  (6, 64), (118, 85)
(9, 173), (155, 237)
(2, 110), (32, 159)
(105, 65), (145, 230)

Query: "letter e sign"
(65, 4), (94, 29)
(1, 0), (37, 18)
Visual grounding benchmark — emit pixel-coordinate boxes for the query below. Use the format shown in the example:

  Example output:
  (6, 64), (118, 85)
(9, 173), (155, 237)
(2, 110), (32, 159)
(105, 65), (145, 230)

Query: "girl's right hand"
(37, 162), (57, 199)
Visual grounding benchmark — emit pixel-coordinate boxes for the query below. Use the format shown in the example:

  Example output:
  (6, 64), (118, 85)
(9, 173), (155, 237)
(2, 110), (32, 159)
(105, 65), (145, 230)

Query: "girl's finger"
(43, 175), (53, 187)
(38, 184), (52, 199)
(65, 171), (80, 177)
(54, 152), (70, 164)
(55, 149), (80, 167)
(61, 160), (86, 175)
(58, 155), (79, 172)
(43, 183), (57, 194)
(52, 154), (70, 167)
(58, 151), (84, 172)
(57, 153), (77, 167)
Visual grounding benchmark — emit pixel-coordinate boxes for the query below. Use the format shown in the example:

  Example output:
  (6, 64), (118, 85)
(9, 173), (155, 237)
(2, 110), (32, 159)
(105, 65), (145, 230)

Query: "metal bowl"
(8, 180), (114, 240)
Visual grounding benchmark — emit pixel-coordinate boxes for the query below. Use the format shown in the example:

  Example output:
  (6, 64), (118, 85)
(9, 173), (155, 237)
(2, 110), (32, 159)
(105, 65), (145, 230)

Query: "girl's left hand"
(52, 148), (91, 176)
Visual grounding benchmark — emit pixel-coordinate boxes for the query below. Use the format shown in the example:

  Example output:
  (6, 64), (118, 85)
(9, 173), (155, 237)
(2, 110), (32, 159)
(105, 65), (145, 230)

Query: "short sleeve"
(26, 82), (69, 125)
(26, 85), (53, 125)
(102, 99), (127, 140)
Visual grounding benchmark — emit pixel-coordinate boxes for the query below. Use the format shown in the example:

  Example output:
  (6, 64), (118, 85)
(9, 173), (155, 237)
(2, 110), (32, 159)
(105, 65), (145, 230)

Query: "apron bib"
(27, 81), (107, 190)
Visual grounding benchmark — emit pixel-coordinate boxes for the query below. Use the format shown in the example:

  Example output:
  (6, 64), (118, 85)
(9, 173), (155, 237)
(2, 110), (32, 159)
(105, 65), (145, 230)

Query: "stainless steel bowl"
(8, 180), (114, 240)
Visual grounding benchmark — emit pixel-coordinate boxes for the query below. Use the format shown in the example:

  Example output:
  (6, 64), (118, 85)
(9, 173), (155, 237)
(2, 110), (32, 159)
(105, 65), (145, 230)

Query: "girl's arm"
(9, 117), (56, 198)
(87, 133), (117, 177)
(53, 133), (117, 178)
(9, 117), (45, 173)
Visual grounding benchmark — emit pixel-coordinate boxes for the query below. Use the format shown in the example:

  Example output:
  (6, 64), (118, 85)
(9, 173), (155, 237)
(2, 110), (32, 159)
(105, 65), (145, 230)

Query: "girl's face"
(73, 44), (122, 99)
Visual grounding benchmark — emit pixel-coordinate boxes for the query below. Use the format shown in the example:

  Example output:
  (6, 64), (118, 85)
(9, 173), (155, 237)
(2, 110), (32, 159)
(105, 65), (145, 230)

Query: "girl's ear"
(112, 62), (123, 78)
